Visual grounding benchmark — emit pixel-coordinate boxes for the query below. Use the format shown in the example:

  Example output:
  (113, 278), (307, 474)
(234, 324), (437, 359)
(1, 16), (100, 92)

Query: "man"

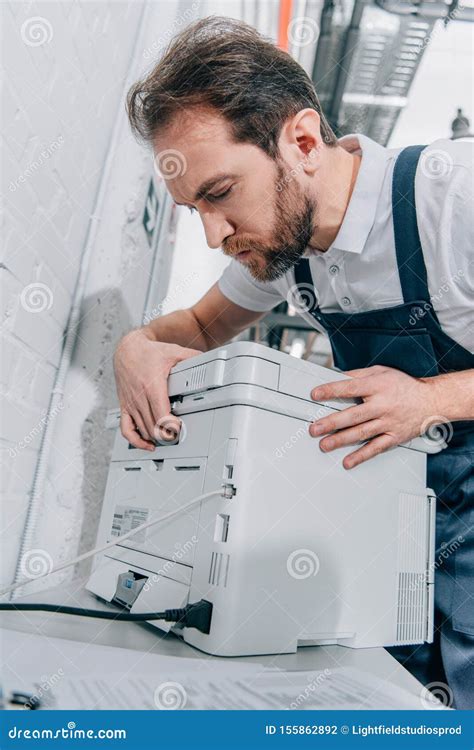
(115, 17), (473, 707)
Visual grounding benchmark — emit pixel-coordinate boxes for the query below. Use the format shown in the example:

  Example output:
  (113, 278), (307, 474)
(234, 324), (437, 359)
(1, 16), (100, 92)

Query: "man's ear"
(278, 109), (323, 175)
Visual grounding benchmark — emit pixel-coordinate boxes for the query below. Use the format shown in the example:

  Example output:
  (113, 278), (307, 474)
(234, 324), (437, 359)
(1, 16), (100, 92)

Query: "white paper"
(3, 667), (438, 711)
(2, 628), (444, 711)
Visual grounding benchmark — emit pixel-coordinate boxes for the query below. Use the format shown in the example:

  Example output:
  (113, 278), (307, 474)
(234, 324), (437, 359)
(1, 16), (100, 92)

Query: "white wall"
(1, 0), (146, 587)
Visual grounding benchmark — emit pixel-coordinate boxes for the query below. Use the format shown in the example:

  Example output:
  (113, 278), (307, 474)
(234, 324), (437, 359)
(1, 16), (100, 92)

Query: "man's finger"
(120, 412), (155, 451)
(343, 434), (395, 470)
(178, 346), (204, 360)
(310, 403), (376, 436)
(343, 365), (389, 378)
(147, 391), (182, 443)
(311, 376), (377, 401)
(319, 419), (384, 452)
(133, 410), (153, 443)
(138, 396), (162, 441)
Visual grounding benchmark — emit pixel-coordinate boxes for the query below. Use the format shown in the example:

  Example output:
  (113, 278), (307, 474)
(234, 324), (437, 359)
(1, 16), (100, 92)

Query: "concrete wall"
(1, 0), (147, 588)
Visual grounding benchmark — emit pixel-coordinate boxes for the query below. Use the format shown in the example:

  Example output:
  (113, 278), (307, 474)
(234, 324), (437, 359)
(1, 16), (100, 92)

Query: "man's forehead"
(155, 106), (231, 151)
(153, 109), (239, 202)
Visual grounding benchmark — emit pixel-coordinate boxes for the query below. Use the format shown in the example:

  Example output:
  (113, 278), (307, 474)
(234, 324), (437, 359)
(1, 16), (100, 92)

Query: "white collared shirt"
(218, 134), (474, 353)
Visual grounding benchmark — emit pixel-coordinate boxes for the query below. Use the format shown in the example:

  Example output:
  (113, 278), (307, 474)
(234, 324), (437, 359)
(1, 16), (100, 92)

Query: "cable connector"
(222, 483), (236, 499)
(164, 599), (213, 634)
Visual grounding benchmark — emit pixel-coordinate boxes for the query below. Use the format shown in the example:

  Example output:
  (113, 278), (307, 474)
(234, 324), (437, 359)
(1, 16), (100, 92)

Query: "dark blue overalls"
(294, 145), (474, 709)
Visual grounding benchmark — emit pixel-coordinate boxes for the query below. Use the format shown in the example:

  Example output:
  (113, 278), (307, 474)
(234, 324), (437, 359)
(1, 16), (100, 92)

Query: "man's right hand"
(113, 330), (202, 450)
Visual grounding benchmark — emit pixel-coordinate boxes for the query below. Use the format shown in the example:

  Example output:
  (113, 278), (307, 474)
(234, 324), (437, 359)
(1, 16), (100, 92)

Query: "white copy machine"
(87, 342), (439, 656)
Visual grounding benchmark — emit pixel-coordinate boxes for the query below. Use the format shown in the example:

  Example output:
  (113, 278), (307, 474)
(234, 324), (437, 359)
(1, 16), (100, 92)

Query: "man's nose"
(201, 211), (234, 249)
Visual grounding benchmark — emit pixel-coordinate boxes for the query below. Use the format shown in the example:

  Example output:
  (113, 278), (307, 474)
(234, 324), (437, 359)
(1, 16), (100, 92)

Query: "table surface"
(0, 578), (426, 708)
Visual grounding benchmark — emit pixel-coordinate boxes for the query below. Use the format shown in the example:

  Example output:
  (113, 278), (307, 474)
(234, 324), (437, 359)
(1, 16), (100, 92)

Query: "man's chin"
(245, 255), (286, 283)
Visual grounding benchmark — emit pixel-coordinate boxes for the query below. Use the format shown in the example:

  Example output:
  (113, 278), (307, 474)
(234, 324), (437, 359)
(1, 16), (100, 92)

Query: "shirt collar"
(307, 133), (388, 256)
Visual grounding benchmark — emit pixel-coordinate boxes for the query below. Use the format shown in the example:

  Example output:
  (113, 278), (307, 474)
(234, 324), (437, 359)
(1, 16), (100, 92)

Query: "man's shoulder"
(411, 138), (473, 205)
(420, 137), (473, 175)
(387, 137), (472, 172)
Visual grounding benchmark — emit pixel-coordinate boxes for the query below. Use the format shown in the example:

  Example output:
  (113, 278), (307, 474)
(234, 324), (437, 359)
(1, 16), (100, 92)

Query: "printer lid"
(168, 341), (352, 408)
(167, 342), (444, 455)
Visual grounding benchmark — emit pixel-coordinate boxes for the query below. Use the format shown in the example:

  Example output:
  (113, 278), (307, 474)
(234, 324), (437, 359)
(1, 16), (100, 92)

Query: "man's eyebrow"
(175, 173), (239, 206)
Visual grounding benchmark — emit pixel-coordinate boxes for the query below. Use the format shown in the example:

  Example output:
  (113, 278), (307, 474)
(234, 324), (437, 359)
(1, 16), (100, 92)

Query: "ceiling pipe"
(374, 0), (474, 23)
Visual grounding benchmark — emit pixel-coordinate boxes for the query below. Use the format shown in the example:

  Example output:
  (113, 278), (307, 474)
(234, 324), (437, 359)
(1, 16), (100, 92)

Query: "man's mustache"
(222, 236), (267, 257)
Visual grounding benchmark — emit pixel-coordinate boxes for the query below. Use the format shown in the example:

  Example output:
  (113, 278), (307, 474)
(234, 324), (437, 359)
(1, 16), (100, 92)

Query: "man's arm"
(114, 283), (264, 449)
(141, 282), (265, 350)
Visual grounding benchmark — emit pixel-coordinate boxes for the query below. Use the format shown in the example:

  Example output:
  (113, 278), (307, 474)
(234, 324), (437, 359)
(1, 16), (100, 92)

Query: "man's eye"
(208, 186), (233, 202)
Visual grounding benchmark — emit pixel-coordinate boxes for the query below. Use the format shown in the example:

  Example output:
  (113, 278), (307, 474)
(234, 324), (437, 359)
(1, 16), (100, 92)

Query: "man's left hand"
(309, 365), (439, 470)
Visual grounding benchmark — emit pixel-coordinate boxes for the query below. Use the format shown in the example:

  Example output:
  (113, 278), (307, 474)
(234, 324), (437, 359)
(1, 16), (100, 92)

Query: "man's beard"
(222, 162), (317, 282)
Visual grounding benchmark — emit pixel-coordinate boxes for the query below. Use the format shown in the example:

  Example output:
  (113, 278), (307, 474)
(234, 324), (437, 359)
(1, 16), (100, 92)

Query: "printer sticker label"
(111, 505), (149, 543)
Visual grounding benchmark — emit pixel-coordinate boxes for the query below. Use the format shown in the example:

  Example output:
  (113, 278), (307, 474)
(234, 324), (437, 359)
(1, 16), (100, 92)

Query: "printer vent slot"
(208, 551), (230, 587)
(396, 572), (425, 643)
(395, 492), (428, 644)
(186, 364), (207, 391)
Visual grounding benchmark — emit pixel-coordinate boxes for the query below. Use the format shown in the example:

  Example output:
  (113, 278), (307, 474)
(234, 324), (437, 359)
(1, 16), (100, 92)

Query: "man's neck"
(308, 148), (362, 252)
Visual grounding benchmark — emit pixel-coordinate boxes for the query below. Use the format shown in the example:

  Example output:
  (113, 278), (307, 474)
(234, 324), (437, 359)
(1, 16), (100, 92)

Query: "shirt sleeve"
(416, 138), (474, 353)
(448, 145), (474, 296)
(217, 258), (285, 311)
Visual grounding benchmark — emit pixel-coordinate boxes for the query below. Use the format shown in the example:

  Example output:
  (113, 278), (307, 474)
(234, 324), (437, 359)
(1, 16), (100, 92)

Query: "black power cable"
(0, 599), (213, 634)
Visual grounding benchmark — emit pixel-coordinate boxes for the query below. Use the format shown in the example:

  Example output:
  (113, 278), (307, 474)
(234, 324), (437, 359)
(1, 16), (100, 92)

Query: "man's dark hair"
(127, 16), (337, 158)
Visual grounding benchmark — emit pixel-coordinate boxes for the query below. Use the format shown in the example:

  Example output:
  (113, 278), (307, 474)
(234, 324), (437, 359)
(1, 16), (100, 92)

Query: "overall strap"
(293, 256), (320, 313)
(392, 145), (430, 303)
